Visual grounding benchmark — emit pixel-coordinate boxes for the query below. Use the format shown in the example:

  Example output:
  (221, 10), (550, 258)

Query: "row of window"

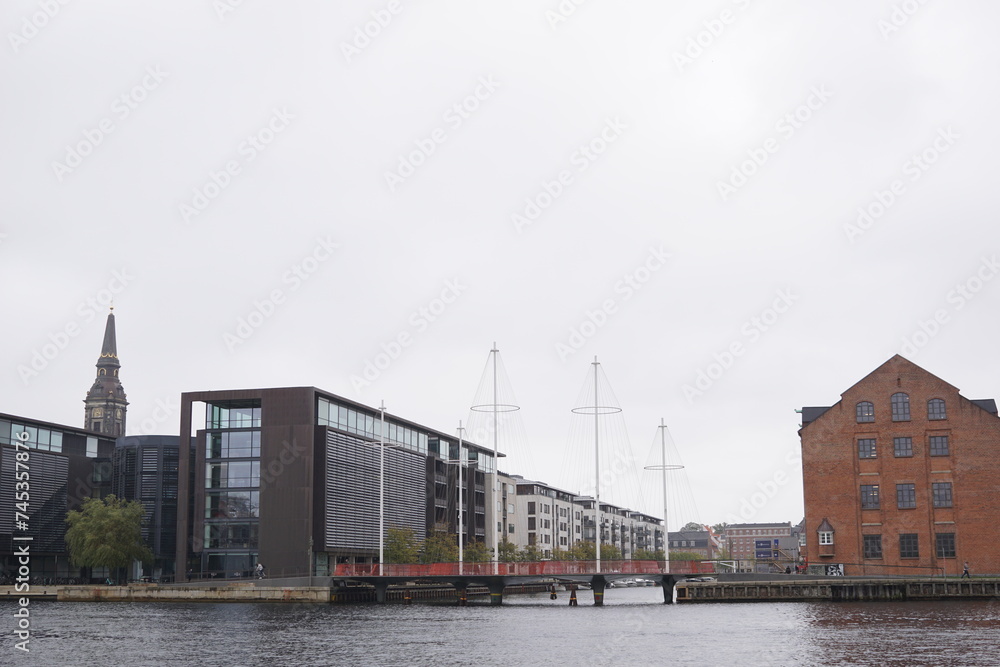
(862, 533), (956, 559)
(856, 396), (946, 423)
(0, 420), (67, 453)
(858, 435), (950, 458)
(860, 482), (953, 509)
(207, 404), (261, 429)
(207, 431), (261, 459)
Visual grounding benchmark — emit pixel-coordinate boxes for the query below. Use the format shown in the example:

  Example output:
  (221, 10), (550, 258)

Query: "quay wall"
(677, 577), (1000, 603)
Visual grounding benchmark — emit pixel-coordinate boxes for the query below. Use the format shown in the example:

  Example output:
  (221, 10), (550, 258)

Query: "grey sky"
(3, 1), (999, 530)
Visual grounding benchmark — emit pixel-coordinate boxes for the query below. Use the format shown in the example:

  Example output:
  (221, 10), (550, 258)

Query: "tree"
(420, 531), (458, 564)
(463, 539), (491, 563)
(667, 551), (703, 561)
(681, 521), (705, 531)
(65, 495), (152, 583)
(517, 544), (545, 562)
(633, 548), (665, 561)
(385, 527), (420, 563)
(497, 538), (518, 562)
(600, 545), (623, 560)
(711, 522), (729, 534)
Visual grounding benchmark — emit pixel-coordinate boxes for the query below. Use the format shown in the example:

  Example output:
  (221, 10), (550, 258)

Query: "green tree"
(568, 541), (595, 560)
(633, 548), (665, 561)
(517, 544), (545, 562)
(385, 527), (420, 563)
(667, 551), (703, 561)
(681, 521), (704, 531)
(420, 531), (458, 563)
(497, 538), (518, 562)
(711, 522), (729, 534)
(463, 539), (491, 563)
(65, 495), (152, 583)
(600, 545), (623, 560)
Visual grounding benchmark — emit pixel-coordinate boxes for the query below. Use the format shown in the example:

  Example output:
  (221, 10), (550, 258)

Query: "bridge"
(332, 559), (716, 605)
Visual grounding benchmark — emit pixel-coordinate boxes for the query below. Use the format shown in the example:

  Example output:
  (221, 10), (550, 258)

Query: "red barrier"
(333, 559), (715, 578)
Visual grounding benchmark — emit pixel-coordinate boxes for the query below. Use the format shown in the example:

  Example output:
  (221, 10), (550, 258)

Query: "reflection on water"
(3, 588), (999, 666)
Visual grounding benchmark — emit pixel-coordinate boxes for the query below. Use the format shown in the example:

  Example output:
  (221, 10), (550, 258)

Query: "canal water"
(4, 587), (1000, 666)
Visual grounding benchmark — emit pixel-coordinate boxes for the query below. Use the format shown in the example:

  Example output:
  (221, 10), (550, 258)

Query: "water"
(4, 588), (1000, 666)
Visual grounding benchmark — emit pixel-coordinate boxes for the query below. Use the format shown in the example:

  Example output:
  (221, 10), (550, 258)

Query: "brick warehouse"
(799, 355), (1000, 576)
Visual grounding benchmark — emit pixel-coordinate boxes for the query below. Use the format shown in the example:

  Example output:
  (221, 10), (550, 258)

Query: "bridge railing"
(333, 559), (716, 578)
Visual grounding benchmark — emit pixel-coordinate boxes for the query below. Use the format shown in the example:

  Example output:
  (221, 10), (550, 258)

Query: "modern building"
(504, 474), (663, 559)
(0, 413), (116, 580)
(113, 435), (182, 582)
(799, 355), (1000, 576)
(723, 522), (799, 572)
(176, 388), (498, 580)
(83, 309), (128, 437)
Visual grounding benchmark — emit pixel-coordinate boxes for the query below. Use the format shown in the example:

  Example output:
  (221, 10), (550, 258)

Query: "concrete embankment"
(0, 582), (549, 603)
(676, 577), (1000, 603)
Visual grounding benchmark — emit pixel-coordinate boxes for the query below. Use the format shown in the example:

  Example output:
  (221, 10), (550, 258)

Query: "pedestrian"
(256, 562), (265, 579)
(961, 561), (970, 579)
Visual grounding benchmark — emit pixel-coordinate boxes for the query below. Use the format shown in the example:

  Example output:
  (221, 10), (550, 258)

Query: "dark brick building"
(800, 355), (1000, 576)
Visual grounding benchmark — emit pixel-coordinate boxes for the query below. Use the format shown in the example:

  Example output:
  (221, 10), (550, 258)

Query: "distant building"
(724, 522), (798, 571)
(800, 355), (1000, 576)
(668, 527), (722, 559)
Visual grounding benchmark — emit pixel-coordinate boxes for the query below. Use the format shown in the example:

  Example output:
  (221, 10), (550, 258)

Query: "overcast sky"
(3, 1), (999, 531)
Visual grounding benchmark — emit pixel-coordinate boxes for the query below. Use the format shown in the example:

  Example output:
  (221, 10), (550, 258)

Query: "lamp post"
(443, 421), (468, 575)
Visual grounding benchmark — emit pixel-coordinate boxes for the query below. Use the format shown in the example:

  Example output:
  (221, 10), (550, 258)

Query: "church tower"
(84, 308), (128, 436)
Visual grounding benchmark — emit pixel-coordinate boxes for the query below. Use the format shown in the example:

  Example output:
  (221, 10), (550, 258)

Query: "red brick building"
(800, 355), (1000, 576)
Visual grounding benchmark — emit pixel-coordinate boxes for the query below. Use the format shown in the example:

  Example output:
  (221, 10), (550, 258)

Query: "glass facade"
(203, 400), (260, 576)
(315, 395), (496, 472)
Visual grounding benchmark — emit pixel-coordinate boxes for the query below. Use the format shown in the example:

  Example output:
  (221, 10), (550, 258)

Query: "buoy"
(569, 588), (578, 606)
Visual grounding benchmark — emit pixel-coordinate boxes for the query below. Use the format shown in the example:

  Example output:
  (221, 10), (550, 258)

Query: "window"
(863, 534), (883, 559)
(891, 393), (910, 421)
(928, 399), (947, 420)
(527, 517), (536, 530)
(860, 484), (880, 509)
(856, 401), (875, 423)
(935, 533), (956, 558)
(527, 502), (535, 515)
(896, 483), (916, 509)
(932, 482), (953, 508)
(818, 531), (833, 546)
(893, 437), (913, 457)
(930, 435), (949, 456)
(858, 438), (877, 459)
(86, 436), (99, 458)
(900, 533), (919, 558)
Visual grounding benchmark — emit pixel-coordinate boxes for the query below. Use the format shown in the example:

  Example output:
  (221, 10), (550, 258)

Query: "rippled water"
(4, 588), (1000, 666)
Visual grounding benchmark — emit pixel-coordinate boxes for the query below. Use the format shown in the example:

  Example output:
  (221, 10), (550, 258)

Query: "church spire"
(84, 308), (128, 437)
